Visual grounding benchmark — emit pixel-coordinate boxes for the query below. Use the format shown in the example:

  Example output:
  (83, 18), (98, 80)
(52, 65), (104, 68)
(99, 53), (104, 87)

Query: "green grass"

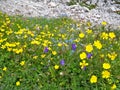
(0, 12), (120, 90)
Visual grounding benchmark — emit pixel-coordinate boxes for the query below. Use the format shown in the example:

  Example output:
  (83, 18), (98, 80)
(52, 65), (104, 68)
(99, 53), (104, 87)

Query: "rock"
(0, 0), (120, 28)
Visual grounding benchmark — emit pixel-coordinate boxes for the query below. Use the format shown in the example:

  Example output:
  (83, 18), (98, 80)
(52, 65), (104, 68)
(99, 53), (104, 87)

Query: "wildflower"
(44, 47), (49, 53)
(101, 32), (108, 40)
(85, 44), (93, 52)
(102, 70), (110, 79)
(60, 59), (65, 66)
(103, 63), (111, 69)
(93, 40), (102, 49)
(16, 81), (20, 86)
(90, 75), (97, 83)
(86, 29), (92, 34)
(33, 56), (38, 59)
(60, 72), (64, 76)
(3, 66), (7, 71)
(74, 38), (80, 42)
(79, 33), (85, 38)
(31, 40), (40, 45)
(54, 65), (59, 70)
(41, 54), (46, 58)
(111, 84), (117, 90)
(108, 52), (117, 60)
(109, 32), (116, 39)
(87, 53), (92, 59)
(80, 52), (87, 60)
(72, 44), (77, 51)
(101, 21), (107, 26)
(52, 51), (57, 55)
(20, 61), (25, 66)
(79, 60), (88, 69)
(58, 43), (62, 47)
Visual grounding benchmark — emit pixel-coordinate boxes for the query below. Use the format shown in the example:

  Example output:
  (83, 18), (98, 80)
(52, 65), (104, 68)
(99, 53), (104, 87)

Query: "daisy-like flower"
(102, 70), (110, 79)
(3, 66), (7, 71)
(109, 32), (116, 39)
(101, 32), (108, 40)
(20, 61), (25, 66)
(101, 21), (107, 26)
(86, 29), (92, 34)
(33, 56), (38, 59)
(16, 81), (20, 86)
(80, 52), (87, 60)
(58, 43), (62, 47)
(79, 33), (85, 38)
(54, 65), (59, 70)
(85, 44), (93, 52)
(90, 75), (97, 83)
(93, 40), (102, 49)
(52, 51), (57, 55)
(103, 63), (111, 69)
(111, 84), (117, 90)
(79, 60), (88, 69)
(41, 54), (46, 58)
(108, 52), (117, 60)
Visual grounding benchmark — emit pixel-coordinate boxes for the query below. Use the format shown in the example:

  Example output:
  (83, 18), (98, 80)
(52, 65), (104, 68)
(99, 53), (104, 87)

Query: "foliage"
(0, 11), (120, 90)
(67, 0), (96, 10)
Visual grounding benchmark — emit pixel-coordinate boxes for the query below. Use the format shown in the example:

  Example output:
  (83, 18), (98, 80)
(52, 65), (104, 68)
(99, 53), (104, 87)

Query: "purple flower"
(83, 66), (86, 70)
(72, 44), (76, 51)
(44, 47), (49, 53)
(87, 53), (92, 59)
(60, 59), (65, 66)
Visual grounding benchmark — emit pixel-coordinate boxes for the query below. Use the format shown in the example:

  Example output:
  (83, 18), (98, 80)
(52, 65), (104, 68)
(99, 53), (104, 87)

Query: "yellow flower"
(103, 63), (111, 69)
(31, 40), (40, 45)
(101, 32), (108, 40)
(52, 51), (57, 55)
(3, 67), (7, 71)
(16, 81), (20, 86)
(90, 75), (97, 83)
(20, 61), (25, 66)
(80, 60), (89, 69)
(85, 44), (93, 52)
(33, 56), (38, 59)
(74, 38), (80, 42)
(41, 54), (46, 58)
(86, 29), (92, 34)
(79, 33), (85, 38)
(111, 84), (117, 90)
(58, 43), (62, 47)
(54, 65), (59, 70)
(108, 52), (117, 60)
(102, 70), (110, 79)
(101, 21), (107, 26)
(93, 40), (102, 49)
(109, 32), (116, 39)
(80, 52), (87, 60)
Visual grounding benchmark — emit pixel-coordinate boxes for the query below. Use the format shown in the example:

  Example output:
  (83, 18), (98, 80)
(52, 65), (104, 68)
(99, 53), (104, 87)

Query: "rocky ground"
(0, 0), (120, 28)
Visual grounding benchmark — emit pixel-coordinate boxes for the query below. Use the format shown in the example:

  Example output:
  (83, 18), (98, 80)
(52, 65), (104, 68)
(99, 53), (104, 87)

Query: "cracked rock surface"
(0, 0), (120, 28)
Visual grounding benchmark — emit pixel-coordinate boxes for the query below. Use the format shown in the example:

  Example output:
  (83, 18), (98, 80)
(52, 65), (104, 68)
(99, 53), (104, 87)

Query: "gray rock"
(0, 0), (120, 28)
